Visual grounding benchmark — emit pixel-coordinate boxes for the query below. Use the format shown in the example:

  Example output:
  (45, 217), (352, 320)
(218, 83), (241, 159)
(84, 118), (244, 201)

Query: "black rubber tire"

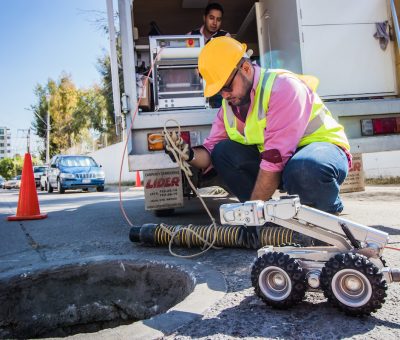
(47, 181), (53, 193)
(82, 188), (89, 192)
(320, 253), (387, 316)
(96, 186), (104, 192)
(251, 252), (306, 309)
(57, 179), (65, 194)
(153, 209), (175, 217)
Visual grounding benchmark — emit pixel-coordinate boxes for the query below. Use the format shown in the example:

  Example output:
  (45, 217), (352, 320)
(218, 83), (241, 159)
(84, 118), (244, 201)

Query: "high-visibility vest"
(222, 68), (350, 153)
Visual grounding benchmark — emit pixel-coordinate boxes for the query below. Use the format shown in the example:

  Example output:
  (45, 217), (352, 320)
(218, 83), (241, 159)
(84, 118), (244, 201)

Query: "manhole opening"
(0, 260), (194, 338)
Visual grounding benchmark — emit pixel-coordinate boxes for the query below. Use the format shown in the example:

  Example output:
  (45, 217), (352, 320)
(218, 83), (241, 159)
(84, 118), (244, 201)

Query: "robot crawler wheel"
(251, 252), (306, 309)
(320, 253), (388, 316)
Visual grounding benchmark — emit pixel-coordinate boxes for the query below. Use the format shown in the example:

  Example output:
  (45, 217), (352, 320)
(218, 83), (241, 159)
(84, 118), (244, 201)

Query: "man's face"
(203, 9), (223, 34)
(220, 64), (253, 107)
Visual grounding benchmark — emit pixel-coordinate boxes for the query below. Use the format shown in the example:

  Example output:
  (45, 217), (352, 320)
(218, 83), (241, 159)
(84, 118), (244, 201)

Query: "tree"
(0, 158), (15, 179)
(96, 35), (123, 144)
(31, 74), (117, 160)
(13, 155), (24, 175)
(31, 75), (84, 159)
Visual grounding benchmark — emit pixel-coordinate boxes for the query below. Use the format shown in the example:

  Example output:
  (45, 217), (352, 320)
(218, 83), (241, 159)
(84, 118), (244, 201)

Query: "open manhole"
(0, 259), (194, 338)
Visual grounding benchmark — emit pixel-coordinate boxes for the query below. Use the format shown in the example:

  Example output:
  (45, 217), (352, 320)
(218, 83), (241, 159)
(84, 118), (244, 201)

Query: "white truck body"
(109, 0), (400, 211)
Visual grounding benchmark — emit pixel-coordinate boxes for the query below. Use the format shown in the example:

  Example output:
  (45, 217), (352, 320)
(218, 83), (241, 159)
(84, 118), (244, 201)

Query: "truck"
(107, 0), (400, 215)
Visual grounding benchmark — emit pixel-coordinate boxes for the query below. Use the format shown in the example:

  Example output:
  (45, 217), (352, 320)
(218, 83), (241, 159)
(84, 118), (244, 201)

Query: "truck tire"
(96, 186), (104, 192)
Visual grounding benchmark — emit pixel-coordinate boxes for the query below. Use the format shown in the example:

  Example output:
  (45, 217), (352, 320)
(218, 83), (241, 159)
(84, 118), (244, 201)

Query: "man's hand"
(164, 131), (194, 163)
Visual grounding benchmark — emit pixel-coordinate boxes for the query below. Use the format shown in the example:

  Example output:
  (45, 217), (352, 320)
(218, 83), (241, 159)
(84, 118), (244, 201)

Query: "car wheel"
(57, 179), (65, 194)
(82, 188), (89, 192)
(96, 186), (104, 192)
(47, 181), (53, 193)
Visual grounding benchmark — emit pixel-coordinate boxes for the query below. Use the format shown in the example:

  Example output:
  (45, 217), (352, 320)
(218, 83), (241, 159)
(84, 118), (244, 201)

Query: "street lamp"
(45, 94), (51, 165)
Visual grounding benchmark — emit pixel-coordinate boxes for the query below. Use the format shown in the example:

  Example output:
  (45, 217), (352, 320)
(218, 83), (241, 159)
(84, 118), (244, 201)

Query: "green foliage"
(13, 155), (24, 175)
(31, 74), (117, 161)
(0, 158), (16, 179)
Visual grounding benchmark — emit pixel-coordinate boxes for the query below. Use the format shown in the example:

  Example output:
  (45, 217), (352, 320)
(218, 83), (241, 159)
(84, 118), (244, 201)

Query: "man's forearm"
(250, 169), (281, 201)
(189, 147), (212, 169)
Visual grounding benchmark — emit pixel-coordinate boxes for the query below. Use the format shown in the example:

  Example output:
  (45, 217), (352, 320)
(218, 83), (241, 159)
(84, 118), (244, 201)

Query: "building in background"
(0, 127), (12, 159)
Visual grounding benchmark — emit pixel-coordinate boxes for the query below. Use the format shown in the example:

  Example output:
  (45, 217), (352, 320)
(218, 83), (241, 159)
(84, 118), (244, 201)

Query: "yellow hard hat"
(198, 36), (247, 97)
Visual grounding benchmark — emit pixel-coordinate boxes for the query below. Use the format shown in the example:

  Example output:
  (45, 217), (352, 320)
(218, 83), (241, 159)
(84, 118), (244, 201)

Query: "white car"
(33, 166), (47, 188)
(4, 175), (21, 189)
(40, 168), (50, 191)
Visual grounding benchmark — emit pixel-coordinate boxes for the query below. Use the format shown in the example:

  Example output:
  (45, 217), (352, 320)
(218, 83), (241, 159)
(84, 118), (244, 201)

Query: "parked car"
(33, 166), (47, 188)
(4, 175), (22, 189)
(39, 167), (50, 191)
(47, 155), (105, 194)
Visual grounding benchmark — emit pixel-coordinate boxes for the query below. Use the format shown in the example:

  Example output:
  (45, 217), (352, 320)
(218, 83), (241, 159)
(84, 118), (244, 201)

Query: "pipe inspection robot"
(220, 195), (400, 315)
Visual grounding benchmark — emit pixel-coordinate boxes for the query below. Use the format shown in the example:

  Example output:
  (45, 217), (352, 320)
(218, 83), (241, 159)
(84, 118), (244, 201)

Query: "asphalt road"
(0, 185), (399, 339)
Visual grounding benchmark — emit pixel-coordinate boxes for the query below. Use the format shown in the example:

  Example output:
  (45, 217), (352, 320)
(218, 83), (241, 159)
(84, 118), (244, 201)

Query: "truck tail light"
(361, 117), (400, 136)
(179, 131), (191, 145)
(147, 131), (191, 151)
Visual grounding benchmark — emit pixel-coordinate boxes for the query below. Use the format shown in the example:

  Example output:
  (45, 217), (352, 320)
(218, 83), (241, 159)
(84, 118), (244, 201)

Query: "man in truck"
(189, 2), (230, 44)
(168, 37), (352, 214)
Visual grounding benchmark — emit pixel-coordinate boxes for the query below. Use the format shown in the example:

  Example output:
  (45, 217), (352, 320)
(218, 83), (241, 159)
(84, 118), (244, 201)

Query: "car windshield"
(15, 176), (21, 180)
(59, 156), (98, 167)
(34, 167), (46, 173)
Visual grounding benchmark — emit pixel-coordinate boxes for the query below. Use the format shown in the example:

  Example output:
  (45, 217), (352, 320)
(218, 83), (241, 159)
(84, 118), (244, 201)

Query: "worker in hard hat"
(188, 2), (230, 44)
(170, 36), (352, 214)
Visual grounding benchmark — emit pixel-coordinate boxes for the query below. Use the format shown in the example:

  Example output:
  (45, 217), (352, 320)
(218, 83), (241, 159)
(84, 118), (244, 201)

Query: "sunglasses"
(219, 66), (240, 94)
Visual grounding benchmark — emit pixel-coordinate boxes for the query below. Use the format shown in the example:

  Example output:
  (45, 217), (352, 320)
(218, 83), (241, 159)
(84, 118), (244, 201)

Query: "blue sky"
(0, 0), (110, 156)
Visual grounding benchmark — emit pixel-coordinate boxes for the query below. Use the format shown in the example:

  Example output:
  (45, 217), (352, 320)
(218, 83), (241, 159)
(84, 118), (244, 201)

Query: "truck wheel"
(96, 186), (104, 192)
(251, 252), (306, 309)
(57, 179), (65, 194)
(153, 209), (175, 217)
(320, 253), (387, 316)
(47, 181), (53, 193)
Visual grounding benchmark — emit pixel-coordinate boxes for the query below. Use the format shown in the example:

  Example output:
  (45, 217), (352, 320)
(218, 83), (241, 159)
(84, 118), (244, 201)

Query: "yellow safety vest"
(222, 69), (350, 153)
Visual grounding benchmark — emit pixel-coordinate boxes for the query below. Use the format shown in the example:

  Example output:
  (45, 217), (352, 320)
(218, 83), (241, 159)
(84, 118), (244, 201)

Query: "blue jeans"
(211, 140), (349, 213)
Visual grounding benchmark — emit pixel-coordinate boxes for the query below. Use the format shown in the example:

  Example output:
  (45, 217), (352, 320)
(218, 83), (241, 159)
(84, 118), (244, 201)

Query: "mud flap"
(143, 168), (184, 210)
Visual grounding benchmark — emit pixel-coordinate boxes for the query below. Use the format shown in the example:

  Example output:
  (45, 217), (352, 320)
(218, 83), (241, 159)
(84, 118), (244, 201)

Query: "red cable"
(118, 48), (164, 227)
(385, 246), (400, 251)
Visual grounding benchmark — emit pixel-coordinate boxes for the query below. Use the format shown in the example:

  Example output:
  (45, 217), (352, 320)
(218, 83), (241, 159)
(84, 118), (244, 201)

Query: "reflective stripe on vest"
(222, 69), (350, 153)
(222, 70), (272, 151)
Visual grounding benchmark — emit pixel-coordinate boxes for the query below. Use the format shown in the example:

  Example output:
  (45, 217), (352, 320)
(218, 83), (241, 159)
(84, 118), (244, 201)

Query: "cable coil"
(130, 223), (317, 250)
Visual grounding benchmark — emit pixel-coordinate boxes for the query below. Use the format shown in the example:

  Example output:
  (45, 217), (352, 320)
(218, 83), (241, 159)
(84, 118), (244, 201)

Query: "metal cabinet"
(258, 0), (397, 98)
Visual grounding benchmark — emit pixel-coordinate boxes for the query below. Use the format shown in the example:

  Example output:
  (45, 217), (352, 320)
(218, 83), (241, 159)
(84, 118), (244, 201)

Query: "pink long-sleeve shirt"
(203, 65), (316, 172)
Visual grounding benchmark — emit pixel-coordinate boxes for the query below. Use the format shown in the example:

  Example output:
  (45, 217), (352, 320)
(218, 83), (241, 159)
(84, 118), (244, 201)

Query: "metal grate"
(75, 173), (95, 179)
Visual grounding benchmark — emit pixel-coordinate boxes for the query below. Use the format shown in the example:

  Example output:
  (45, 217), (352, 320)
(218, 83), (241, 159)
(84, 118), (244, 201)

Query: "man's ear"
(241, 60), (252, 75)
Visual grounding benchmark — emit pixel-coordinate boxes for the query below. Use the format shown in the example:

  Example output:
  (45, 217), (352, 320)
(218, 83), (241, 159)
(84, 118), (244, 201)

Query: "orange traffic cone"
(135, 171), (142, 187)
(7, 153), (48, 221)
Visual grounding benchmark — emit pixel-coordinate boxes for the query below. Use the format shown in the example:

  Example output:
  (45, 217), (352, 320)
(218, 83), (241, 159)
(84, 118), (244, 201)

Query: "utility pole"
(25, 105), (50, 162)
(27, 128), (30, 153)
(17, 129), (30, 153)
(46, 94), (51, 164)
